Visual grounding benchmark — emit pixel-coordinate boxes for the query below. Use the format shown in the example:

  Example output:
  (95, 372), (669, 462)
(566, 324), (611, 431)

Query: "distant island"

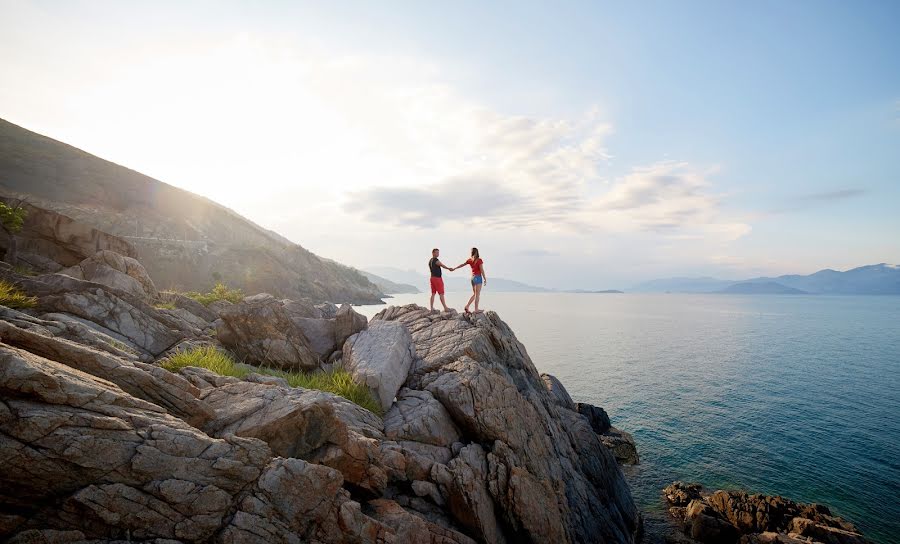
(566, 289), (624, 294)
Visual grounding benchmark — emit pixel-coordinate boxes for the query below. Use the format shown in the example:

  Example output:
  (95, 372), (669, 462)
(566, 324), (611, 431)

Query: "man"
(428, 248), (454, 312)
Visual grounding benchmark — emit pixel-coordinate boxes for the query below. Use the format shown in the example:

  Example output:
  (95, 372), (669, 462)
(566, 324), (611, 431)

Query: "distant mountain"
(634, 264), (900, 295)
(716, 282), (807, 295)
(566, 289), (624, 294)
(0, 118), (383, 303)
(365, 266), (552, 293)
(359, 271), (419, 294)
(631, 277), (734, 293)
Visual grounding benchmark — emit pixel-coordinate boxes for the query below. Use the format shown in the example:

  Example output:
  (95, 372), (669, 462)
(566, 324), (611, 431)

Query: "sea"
(356, 292), (900, 543)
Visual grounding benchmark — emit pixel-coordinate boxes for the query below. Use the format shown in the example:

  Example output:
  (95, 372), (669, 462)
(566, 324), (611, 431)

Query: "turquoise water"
(358, 293), (900, 543)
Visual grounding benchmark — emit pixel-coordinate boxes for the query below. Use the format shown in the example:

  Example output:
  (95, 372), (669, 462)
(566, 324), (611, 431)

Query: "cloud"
(796, 189), (866, 202)
(583, 161), (751, 240)
(514, 249), (560, 257)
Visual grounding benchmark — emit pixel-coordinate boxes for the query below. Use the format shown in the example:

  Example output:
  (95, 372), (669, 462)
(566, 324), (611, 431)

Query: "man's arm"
(438, 260), (454, 271)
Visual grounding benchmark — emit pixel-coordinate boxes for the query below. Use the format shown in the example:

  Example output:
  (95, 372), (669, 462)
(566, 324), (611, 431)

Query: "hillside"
(0, 118), (382, 303)
(359, 270), (419, 294)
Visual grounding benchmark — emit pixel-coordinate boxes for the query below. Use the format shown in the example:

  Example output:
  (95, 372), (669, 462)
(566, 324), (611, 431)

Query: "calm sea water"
(358, 292), (900, 543)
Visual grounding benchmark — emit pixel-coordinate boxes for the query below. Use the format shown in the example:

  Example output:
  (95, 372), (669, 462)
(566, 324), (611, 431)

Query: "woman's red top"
(465, 258), (484, 276)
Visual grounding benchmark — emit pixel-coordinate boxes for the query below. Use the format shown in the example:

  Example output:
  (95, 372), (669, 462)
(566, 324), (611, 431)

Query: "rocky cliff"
(0, 247), (641, 543)
(0, 118), (382, 304)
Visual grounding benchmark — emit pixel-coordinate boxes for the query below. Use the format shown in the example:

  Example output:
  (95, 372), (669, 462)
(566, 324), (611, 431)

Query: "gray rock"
(541, 373), (576, 411)
(0, 320), (213, 427)
(376, 304), (641, 544)
(291, 316), (337, 359)
(384, 388), (461, 447)
(342, 320), (414, 411)
(157, 290), (217, 322)
(600, 426), (640, 465)
(215, 294), (319, 371)
(59, 250), (158, 299)
(334, 303), (367, 347)
(577, 401), (612, 434)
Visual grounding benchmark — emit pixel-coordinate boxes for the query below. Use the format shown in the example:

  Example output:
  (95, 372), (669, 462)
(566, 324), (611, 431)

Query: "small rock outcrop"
(663, 482), (868, 544)
(342, 320), (415, 411)
(59, 249), (158, 299)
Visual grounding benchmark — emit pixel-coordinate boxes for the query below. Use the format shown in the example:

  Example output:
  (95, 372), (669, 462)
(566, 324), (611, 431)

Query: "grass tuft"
(160, 346), (382, 415)
(0, 280), (37, 309)
(154, 302), (177, 310)
(184, 283), (244, 306)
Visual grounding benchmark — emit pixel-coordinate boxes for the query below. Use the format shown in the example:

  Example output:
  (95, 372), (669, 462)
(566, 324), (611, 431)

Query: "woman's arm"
(481, 265), (487, 284)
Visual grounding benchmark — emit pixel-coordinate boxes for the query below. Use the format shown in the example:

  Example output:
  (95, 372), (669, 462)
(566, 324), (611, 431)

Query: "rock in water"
(662, 482), (868, 544)
(215, 293), (319, 370)
(342, 320), (415, 411)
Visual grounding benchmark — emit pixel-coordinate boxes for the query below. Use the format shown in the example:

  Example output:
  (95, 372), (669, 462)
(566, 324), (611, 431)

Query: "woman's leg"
(473, 283), (482, 311)
(465, 282), (476, 311)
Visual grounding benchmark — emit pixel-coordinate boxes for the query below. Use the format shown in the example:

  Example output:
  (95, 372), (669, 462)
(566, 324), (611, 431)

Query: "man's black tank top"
(429, 257), (441, 277)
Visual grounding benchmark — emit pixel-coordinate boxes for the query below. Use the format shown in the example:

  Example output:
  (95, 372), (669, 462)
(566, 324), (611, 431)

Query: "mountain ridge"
(0, 117), (384, 304)
(633, 264), (900, 295)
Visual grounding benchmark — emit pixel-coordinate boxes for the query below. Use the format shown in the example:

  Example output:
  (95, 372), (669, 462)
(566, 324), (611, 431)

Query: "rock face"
(343, 320), (415, 411)
(0, 198), (137, 272)
(59, 249), (158, 299)
(373, 304), (641, 543)
(663, 482), (868, 544)
(2, 270), (187, 357)
(215, 294), (319, 370)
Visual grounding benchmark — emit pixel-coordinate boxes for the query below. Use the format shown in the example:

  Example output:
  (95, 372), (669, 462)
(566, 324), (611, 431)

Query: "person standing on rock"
(428, 248), (455, 312)
(452, 247), (486, 314)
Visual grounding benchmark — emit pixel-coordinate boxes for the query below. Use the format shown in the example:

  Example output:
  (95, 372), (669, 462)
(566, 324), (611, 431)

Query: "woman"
(453, 247), (487, 314)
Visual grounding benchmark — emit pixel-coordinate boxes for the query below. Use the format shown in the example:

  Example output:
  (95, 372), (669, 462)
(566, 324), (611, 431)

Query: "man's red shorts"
(430, 277), (445, 295)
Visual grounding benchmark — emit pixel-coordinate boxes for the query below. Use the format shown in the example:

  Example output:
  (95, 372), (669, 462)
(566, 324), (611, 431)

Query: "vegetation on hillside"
(160, 345), (382, 414)
(0, 200), (28, 266)
(183, 283), (244, 306)
(0, 280), (37, 309)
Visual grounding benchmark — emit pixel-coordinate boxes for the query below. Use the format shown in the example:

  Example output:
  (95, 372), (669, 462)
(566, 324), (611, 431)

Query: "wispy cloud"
(796, 189), (866, 202)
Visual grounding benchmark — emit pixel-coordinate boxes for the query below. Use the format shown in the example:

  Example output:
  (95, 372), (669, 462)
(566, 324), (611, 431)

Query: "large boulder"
(384, 388), (462, 447)
(199, 379), (405, 495)
(342, 320), (415, 411)
(215, 294), (319, 371)
(541, 373), (576, 411)
(373, 305), (641, 544)
(59, 250), (158, 299)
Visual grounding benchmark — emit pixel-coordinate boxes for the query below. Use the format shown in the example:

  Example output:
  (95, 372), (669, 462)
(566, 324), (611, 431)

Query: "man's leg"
(430, 291), (436, 311)
(439, 293), (452, 311)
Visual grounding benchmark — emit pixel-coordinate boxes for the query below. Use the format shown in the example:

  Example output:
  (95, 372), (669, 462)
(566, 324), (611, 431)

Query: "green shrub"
(154, 302), (177, 310)
(160, 346), (381, 415)
(0, 280), (37, 309)
(184, 283), (244, 306)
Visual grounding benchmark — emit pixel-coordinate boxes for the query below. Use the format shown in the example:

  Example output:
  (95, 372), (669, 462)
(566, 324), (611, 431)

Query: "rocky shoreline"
(0, 237), (641, 542)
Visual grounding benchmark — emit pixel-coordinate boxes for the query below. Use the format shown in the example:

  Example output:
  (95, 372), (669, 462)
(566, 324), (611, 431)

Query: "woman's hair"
(471, 247), (480, 260)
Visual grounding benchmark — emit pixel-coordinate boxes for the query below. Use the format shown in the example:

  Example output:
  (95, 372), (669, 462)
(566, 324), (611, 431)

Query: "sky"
(1, 0), (899, 289)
